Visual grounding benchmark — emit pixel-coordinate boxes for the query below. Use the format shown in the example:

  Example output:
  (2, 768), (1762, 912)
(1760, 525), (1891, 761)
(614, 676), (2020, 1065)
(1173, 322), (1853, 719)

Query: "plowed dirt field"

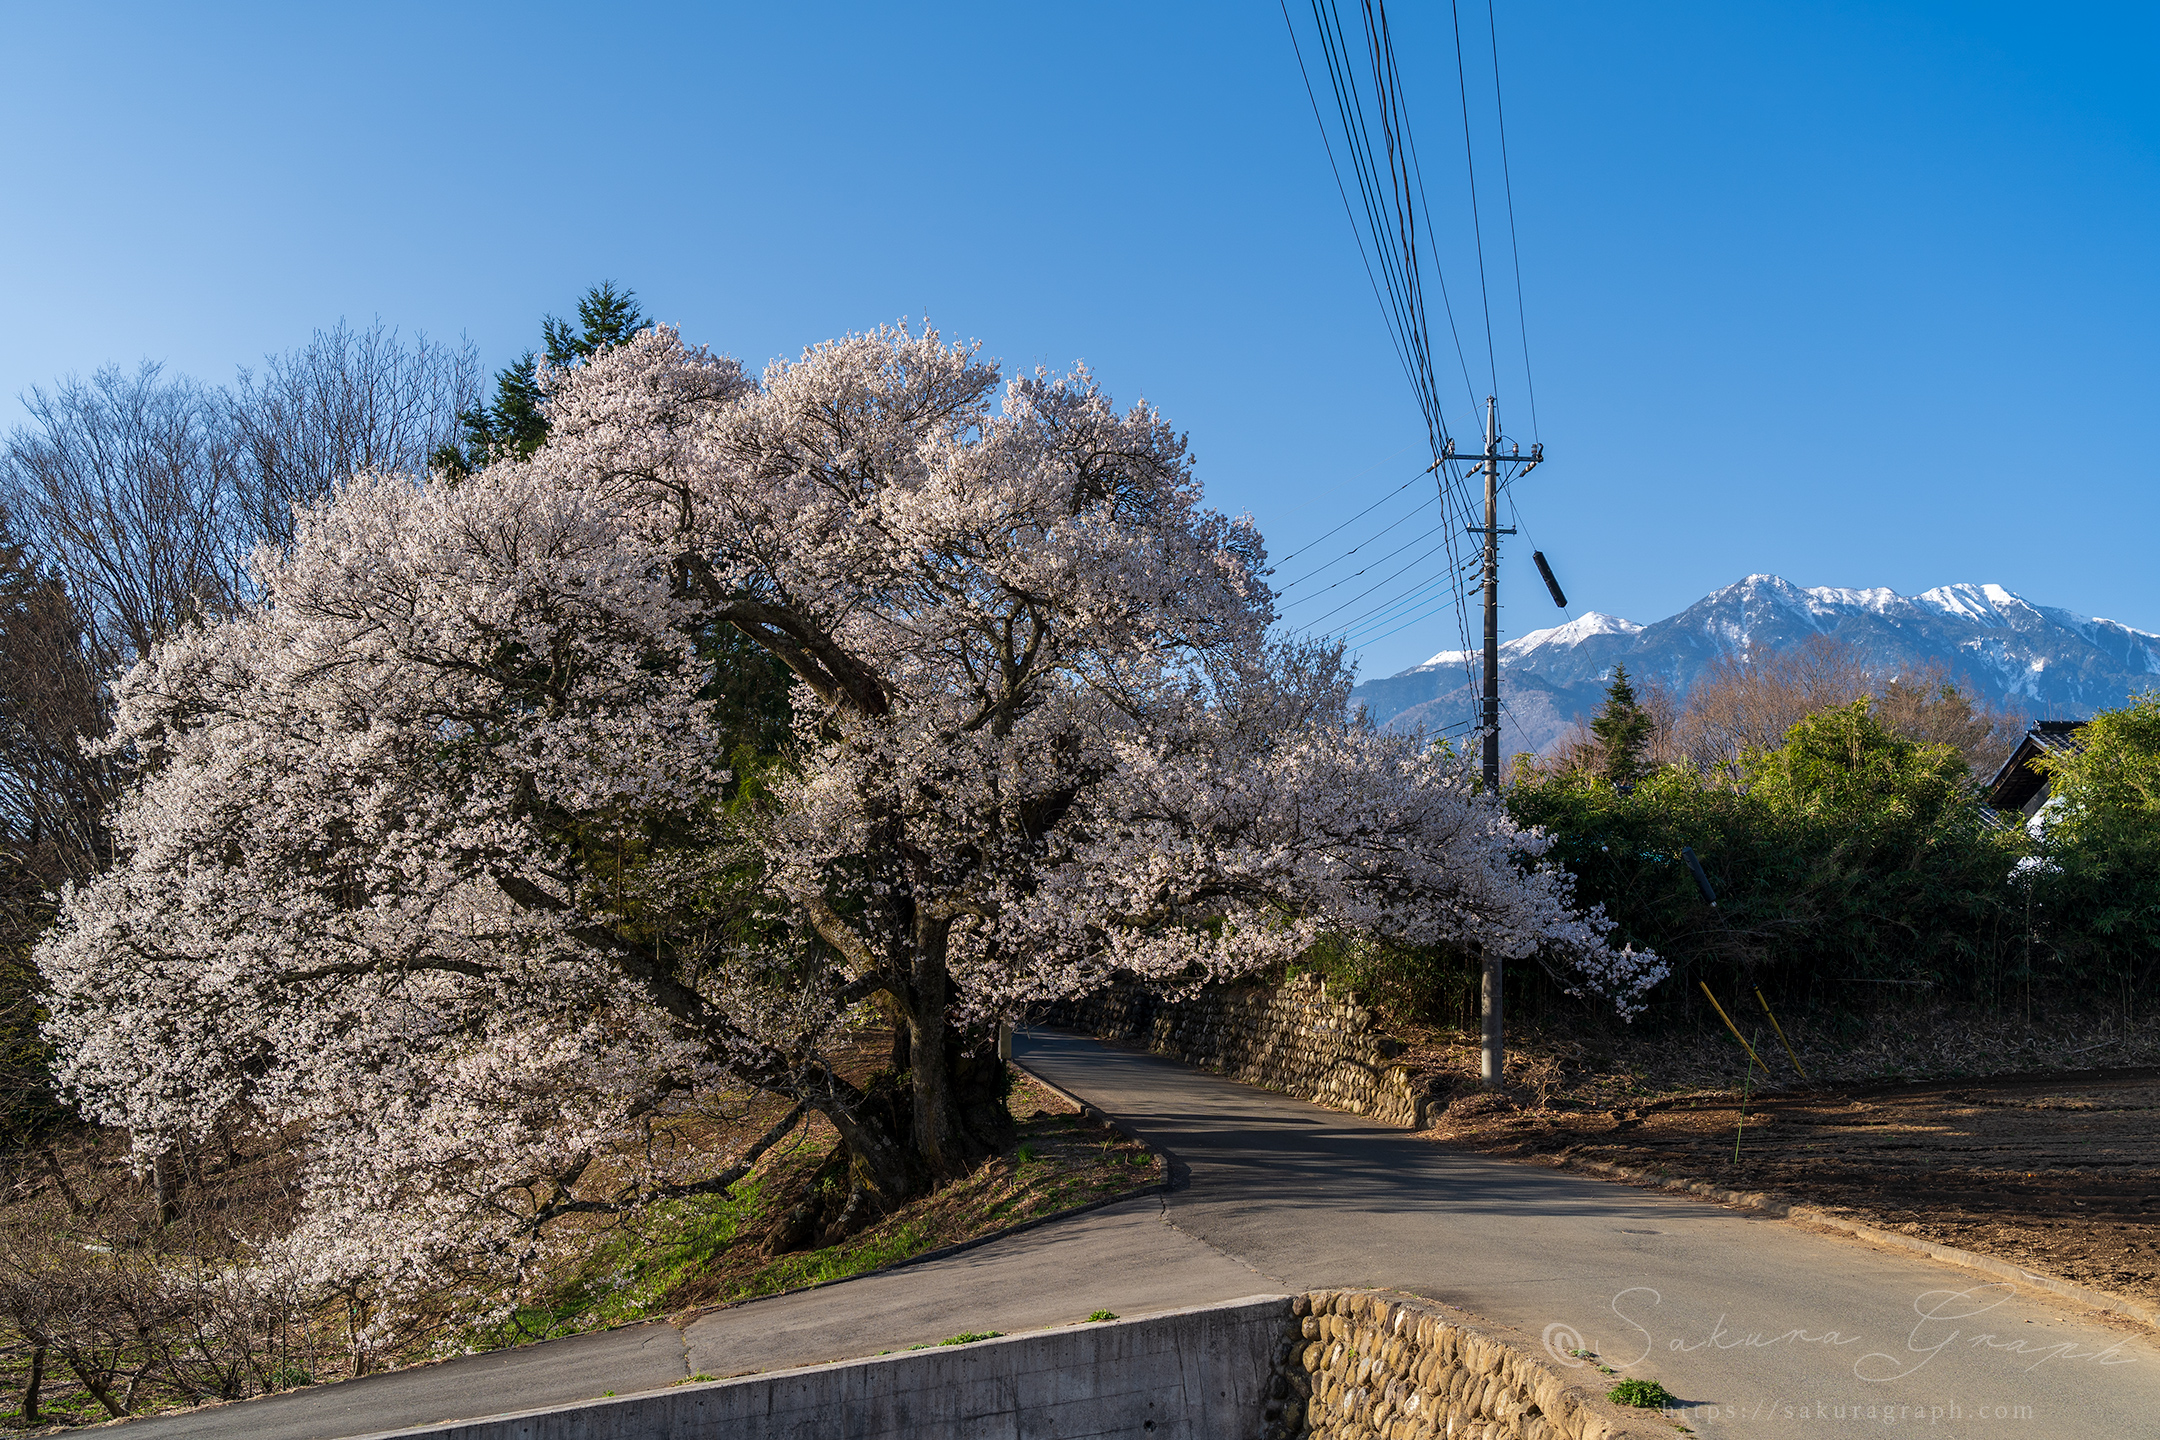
(1434, 1068), (2160, 1307)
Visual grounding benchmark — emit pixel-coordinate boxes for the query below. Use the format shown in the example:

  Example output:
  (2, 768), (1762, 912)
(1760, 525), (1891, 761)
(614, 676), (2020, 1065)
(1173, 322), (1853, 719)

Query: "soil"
(0, 1032), (1163, 1430)
(1428, 1067), (2160, 1311)
(658, 1066), (1161, 1315)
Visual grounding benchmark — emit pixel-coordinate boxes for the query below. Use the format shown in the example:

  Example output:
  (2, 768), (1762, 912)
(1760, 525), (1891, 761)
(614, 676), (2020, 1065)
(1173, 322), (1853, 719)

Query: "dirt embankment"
(1432, 1068), (2160, 1309)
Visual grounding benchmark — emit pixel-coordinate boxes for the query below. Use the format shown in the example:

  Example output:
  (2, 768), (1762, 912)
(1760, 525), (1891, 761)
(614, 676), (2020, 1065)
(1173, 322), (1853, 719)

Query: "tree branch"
(523, 1101), (807, 1228)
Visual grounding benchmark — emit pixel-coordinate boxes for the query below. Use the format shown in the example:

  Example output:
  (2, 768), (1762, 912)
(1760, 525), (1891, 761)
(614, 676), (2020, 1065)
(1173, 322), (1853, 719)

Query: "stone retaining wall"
(1287, 1289), (1666, 1440)
(1045, 973), (1445, 1128)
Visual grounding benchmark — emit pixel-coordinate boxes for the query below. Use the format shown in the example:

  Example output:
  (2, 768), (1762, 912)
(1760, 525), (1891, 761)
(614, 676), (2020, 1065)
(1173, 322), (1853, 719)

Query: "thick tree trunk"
(22, 1344), (43, 1425)
(816, 1082), (920, 1210)
(803, 949), (1014, 1231)
(149, 1145), (179, 1226)
(905, 940), (968, 1181)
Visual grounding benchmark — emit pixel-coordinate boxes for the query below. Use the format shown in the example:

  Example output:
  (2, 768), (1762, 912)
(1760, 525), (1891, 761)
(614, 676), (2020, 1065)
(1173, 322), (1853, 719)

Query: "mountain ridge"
(1351, 575), (2160, 755)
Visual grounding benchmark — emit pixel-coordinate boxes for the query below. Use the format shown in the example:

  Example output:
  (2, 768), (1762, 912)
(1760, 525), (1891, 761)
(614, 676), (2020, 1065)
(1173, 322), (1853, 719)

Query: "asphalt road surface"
(113, 1028), (2160, 1437)
(107, 1193), (1264, 1439)
(1015, 1027), (2160, 1439)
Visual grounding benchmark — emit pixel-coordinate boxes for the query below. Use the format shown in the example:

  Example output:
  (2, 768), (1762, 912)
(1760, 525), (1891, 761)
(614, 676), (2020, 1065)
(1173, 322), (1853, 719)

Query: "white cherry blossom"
(39, 322), (1659, 1305)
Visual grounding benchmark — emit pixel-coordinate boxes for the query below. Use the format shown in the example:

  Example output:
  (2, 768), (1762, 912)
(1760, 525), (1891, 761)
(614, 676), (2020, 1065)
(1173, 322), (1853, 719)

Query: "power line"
(1327, 551), (1483, 638)
(1301, 538), (1478, 628)
(1487, 0), (1540, 442)
(1449, 0), (1499, 397)
(1282, 0), (1524, 703)
(1280, 515), (1457, 608)
(1276, 492), (1439, 592)
(1274, 464), (1429, 566)
(1341, 582), (1475, 648)
(1281, 3), (1424, 402)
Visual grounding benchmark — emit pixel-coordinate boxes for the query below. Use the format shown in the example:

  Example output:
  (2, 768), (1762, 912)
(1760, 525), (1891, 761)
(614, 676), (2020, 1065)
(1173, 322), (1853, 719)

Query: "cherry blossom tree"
(37, 323), (1659, 1302)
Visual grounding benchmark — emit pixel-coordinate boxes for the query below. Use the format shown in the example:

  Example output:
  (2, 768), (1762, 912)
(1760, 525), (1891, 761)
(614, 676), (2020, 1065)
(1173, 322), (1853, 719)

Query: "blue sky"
(3, 2), (2154, 681)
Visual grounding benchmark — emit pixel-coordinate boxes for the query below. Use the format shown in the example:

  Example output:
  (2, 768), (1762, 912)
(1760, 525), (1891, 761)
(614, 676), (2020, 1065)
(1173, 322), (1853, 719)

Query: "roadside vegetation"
(1304, 664), (2160, 1314)
(0, 1049), (1156, 1429)
(1317, 649), (2159, 1044)
(0, 278), (2152, 1428)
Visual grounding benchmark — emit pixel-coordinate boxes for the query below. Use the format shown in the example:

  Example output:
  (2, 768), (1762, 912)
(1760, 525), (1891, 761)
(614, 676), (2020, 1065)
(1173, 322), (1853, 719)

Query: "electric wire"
(1279, 517), (1461, 610)
(1280, 3), (1424, 403)
(1274, 464), (1428, 566)
(1330, 556), (1482, 641)
(1486, 0), (1540, 441)
(1313, 2), (1432, 434)
(1285, 0), (1539, 726)
(1449, 0), (1499, 396)
(1300, 539), (1480, 628)
(1341, 580), (1477, 648)
(1276, 492), (1440, 592)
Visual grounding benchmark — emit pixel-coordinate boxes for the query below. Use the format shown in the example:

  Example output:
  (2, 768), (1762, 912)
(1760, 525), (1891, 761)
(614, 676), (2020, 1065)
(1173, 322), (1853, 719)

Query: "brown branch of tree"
(795, 893), (881, 980)
(679, 558), (889, 718)
(834, 972), (893, 1008)
(522, 1101), (807, 1228)
(281, 957), (490, 984)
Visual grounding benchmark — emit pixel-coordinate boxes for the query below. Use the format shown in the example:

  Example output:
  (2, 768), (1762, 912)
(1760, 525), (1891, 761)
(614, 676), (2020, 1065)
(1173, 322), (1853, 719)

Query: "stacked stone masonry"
(1046, 973), (1444, 1128)
(1281, 1290), (1668, 1440)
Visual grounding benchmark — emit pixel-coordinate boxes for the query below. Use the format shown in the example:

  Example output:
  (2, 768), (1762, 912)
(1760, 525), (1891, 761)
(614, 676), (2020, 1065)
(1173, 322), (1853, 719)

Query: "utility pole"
(1480, 396), (1503, 794)
(1478, 396), (1506, 1088)
(1459, 395), (1543, 1088)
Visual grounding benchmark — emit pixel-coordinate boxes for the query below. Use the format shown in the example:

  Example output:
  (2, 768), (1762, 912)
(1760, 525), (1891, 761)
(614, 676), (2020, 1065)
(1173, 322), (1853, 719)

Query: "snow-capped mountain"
(1351, 575), (2160, 752)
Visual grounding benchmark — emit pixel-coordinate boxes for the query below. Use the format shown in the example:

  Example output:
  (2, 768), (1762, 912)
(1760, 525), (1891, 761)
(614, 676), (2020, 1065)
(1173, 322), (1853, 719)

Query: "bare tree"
(1674, 634), (1875, 772)
(0, 535), (115, 882)
(1875, 663), (2025, 775)
(0, 364), (246, 673)
(228, 320), (477, 550)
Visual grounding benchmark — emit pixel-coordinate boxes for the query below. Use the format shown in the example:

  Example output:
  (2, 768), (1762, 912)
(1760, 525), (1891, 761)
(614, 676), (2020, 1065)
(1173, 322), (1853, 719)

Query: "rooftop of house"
(1985, 719), (2089, 815)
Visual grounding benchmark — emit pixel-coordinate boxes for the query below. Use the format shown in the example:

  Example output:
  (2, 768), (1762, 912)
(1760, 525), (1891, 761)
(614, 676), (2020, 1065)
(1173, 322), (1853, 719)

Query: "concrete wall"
(359, 1296), (1294, 1440)
(360, 1290), (1670, 1440)
(1046, 974), (1443, 1128)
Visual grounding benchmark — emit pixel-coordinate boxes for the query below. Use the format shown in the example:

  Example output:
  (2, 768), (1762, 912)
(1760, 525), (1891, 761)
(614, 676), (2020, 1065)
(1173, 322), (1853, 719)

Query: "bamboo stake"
(1754, 986), (1809, 1080)
(1733, 1049), (1753, 1166)
(1701, 982), (1766, 1169)
(1699, 982), (1767, 1072)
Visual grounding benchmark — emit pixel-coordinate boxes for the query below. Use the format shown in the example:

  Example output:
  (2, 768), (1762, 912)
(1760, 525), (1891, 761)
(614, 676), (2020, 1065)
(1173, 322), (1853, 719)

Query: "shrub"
(1608, 1377), (1673, 1407)
(1509, 701), (2030, 1016)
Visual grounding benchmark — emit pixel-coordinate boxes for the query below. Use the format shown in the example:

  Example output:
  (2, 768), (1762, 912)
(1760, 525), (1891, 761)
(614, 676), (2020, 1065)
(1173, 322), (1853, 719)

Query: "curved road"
(1017, 1028), (2160, 1437)
(117, 1028), (2160, 1437)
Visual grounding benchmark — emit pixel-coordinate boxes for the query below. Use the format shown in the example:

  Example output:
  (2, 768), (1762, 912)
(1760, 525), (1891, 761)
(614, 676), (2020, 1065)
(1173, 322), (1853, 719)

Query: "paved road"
(110, 1196), (1266, 1439)
(1016, 1027), (2160, 1439)
(116, 1029), (2160, 1437)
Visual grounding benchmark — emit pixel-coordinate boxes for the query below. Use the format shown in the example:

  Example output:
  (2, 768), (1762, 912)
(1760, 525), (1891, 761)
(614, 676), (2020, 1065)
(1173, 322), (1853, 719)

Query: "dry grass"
(1393, 997), (2160, 1110)
(0, 1047), (1160, 1432)
(477, 1062), (1161, 1345)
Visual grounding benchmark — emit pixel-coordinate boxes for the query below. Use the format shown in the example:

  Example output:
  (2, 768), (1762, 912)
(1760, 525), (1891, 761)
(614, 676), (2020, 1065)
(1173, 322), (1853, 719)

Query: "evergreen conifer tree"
(1590, 664), (1655, 790)
(434, 282), (649, 475)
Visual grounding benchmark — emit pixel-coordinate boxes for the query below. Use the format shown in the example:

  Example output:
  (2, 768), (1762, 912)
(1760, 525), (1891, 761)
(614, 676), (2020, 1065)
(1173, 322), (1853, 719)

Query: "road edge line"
(1536, 1152), (2160, 1332)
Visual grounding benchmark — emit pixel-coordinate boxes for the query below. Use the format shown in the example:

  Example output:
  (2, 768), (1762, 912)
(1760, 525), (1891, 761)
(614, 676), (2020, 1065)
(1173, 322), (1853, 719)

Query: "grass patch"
(467, 1060), (1161, 1351)
(1608, 1377), (1674, 1408)
(912, 1330), (1002, 1348)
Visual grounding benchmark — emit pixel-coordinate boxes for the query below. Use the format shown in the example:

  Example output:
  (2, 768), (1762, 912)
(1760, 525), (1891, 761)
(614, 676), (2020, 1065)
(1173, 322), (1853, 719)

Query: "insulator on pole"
(1682, 846), (1718, 908)
(1532, 550), (1568, 609)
